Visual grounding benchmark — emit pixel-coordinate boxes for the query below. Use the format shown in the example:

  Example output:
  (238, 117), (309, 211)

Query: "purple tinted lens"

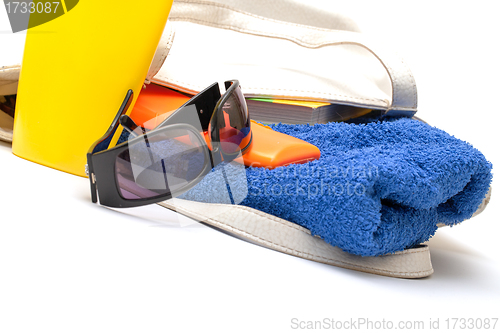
(115, 128), (207, 200)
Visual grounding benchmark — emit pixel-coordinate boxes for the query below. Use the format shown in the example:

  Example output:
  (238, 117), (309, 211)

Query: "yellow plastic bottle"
(13, 0), (173, 177)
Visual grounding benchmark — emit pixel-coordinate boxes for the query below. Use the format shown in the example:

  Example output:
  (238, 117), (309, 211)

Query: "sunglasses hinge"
(85, 164), (97, 184)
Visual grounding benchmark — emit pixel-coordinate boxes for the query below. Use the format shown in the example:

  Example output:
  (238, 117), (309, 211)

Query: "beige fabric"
(0, 65), (20, 143)
(0, 65), (20, 96)
(158, 187), (490, 277)
(153, 0), (417, 113)
(159, 199), (434, 278)
(203, 0), (362, 32)
(145, 22), (175, 84)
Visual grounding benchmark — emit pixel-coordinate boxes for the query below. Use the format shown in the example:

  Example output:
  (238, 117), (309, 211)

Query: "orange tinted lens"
(210, 85), (251, 155)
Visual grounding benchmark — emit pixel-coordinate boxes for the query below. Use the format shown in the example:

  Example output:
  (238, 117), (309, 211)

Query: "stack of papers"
(246, 98), (372, 124)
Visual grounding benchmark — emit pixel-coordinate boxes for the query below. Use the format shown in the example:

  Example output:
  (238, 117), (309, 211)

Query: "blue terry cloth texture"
(179, 118), (492, 256)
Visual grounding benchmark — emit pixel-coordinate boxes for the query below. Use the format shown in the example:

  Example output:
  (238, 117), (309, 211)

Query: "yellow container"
(13, 0), (173, 177)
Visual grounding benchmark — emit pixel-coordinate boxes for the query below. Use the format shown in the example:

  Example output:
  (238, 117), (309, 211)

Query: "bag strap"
(145, 22), (175, 84)
(159, 199), (433, 278)
(168, 0), (417, 113)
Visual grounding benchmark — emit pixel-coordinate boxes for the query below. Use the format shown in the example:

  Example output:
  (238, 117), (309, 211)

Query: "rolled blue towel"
(180, 118), (492, 256)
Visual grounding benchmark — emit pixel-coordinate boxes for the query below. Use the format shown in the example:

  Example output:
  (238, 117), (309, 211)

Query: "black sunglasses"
(86, 80), (252, 208)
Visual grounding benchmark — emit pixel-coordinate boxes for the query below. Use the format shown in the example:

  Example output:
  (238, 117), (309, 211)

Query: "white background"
(1, 1), (499, 332)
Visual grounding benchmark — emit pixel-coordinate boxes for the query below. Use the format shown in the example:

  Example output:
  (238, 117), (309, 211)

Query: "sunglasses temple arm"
(88, 90), (134, 155)
(157, 82), (221, 131)
(119, 115), (147, 138)
(86, 89), (134, 204)
(85, 154), (98, 203)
